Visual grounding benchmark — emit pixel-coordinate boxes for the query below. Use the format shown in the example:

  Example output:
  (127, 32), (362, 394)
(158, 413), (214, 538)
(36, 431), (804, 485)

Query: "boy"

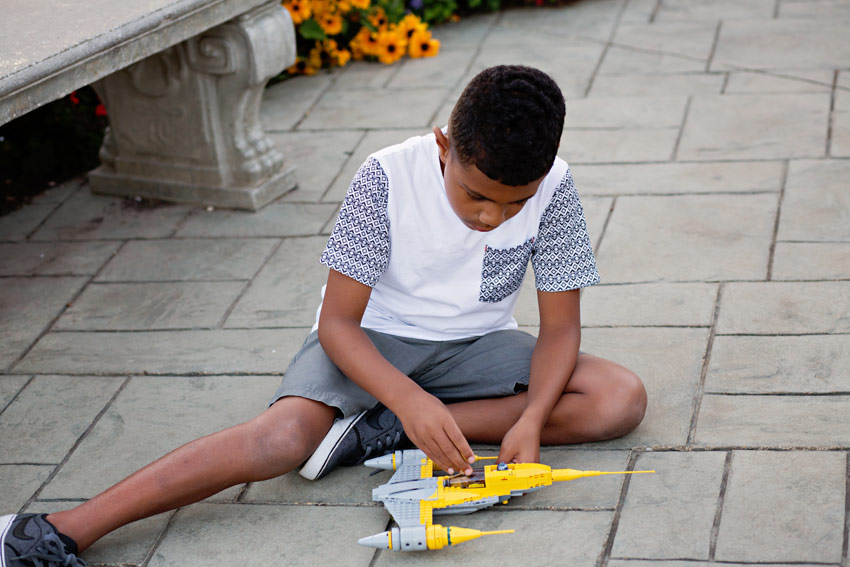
(1, 65), (646, 567)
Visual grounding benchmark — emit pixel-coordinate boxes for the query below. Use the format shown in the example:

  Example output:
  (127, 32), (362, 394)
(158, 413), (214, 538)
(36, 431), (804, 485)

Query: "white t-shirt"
(315, 132), (599, 341)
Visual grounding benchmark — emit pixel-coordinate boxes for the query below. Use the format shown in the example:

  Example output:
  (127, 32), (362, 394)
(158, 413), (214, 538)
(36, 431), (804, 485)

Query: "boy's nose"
(479, 203), (507, 227)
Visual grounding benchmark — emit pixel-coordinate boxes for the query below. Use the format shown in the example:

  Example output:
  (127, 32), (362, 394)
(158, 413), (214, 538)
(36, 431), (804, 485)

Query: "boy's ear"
(433, 126), (450, 163)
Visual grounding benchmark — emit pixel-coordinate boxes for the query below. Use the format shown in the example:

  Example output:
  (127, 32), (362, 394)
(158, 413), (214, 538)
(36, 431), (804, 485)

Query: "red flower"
(69, 91), (80, 105)
(95, 103), (107, 117)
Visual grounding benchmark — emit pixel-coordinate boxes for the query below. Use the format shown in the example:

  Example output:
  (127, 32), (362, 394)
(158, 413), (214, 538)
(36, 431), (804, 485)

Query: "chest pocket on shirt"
(479, 238), (535, 303)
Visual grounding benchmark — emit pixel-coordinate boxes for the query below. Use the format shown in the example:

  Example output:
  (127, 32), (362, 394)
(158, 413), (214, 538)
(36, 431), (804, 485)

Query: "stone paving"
(2, 0), (849, 565)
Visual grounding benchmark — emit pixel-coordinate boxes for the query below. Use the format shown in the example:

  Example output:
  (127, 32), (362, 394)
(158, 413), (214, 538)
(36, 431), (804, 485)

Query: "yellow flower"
(282, 0), (311, 24)
(376, 30), (407, 65)
(318, 11), (343, 35)
(308, 44), (323, 69)
(353, 27), (380, 56)
(336, 48), (352, 66)
(369, 7), (389, 30)
(350, 0), (370, 9)
(287, 56), (318, 75)
(337, 0), (352, 12)
(398, 14), (427, 41)
(408, 29), (440, 58)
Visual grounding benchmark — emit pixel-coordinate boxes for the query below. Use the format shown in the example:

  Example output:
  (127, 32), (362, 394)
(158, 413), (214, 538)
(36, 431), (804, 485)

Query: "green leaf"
(299, 18), (327, 40)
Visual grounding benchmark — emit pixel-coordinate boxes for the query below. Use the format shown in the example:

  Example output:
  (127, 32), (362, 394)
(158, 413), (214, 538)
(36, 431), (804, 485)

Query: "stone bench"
(0, 0), (298, 210)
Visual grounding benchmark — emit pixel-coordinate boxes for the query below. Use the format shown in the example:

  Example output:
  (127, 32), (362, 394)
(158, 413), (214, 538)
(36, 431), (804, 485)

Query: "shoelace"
(16, 533), (87, 567)
(361, 431), (402, 461)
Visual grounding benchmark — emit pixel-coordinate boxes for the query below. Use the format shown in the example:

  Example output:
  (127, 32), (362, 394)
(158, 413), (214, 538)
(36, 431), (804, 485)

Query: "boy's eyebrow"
(462, 183), (531, 204)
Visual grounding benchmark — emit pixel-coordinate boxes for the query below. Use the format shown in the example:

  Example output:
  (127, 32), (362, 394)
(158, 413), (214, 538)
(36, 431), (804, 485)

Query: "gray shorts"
(269, 328), (536, 418)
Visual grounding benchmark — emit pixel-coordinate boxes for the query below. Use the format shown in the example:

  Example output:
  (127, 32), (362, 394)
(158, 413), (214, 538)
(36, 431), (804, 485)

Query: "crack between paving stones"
(843, 451), (850, 566)
(0, 375), (35, 418)
(828, 70), (839, 157)
(705, 20), (723, 74)
(670, 96), (692, 161)
(709, 450), (733, 560)
(20, 376), (132, 513)
(583, 0), (628, 98)
(599, 449), (642, 567)
(687, 283), (723, 446)
(766, 160), (790, 281)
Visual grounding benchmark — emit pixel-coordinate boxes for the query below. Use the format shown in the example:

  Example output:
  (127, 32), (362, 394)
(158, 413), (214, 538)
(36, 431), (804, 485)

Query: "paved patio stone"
(323, 129), (428, 203)
(695, 395), (850, 447)
(832, 89), (850, 157)
(574, 160), (783, 196)
(706, 335), (850, 394)
(0, 277), (86, 372)
(387, 48), (478, 90)
(39, 375), (280, 499)
(298, 88), (449, 130)
(715, 451), (845, 563)
(605, 162), (782, 195)
(654, 0), (775, 21)
(678, 94), (830, 161)
(596, 194), (776, 282)
(609, 562), (823, 567)
(0, 241), (120, 276)
(54, 282), (245, 330)
(225, 236), (328, 328)
(0, 465), (53, 512)
(267, 130), (364, 203)
(579, 327), (709, 448)
(779, 0), (850, 18)
(430, 12), (498, 49)
(717, 282), (850, 334)
(244, 466), (388, 506)
(772, 242), (850, 280)
(777, 159), (850, 241)
(14, 330), (307, 375)
(151, 503), (385, 567)
(373, 509), (613, 566)
(175, 202), (338, 238)
(598, 45), (707, 75)
(612, 451), (726, 560)
(261, 74), (333, 131)
(561, 128), (680, 163)
(0, 375), (29, 411)
(0, 375), (122, 462)
(582, 283), (718, 327)
(712, 20), (850, 70)
(487, 3), (621, 42)
(725, 70), (835, 94)
(613, 21), (719, 61)
(565, 96), (688, 129)
(27, 501), (172, 566)
(329, 59), (402, 90)
(30, 190), (192, 241)
(0, 181), (79, 242)
(96, 238), (278, 282)
(588, 73), (725, 97)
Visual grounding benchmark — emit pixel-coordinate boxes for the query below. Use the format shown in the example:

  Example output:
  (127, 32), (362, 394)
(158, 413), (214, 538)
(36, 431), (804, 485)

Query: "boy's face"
(434, 127), (544, 233)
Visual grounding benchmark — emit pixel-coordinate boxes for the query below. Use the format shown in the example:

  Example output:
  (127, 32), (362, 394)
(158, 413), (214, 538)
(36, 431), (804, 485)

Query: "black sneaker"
(299, 404), (405, 480)
(1, 514), (86, 567)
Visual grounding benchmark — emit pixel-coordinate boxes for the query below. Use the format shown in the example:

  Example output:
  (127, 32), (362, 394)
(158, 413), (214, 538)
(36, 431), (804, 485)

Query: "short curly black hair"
(449, 65), (565, 186)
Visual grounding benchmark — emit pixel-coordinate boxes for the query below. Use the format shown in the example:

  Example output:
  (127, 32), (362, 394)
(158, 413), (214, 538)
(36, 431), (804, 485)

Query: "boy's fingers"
(444, 425), (475, 475)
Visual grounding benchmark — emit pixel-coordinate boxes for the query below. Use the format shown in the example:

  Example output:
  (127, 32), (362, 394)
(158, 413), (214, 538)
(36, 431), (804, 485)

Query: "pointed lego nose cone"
(364, 453), (396, 470)
(358, 531), (392, 549)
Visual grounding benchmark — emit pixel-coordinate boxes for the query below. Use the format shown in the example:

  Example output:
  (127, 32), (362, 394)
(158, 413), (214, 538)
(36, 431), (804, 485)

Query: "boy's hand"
(396, 393), (475, 476)
(497, 416), (542, 464)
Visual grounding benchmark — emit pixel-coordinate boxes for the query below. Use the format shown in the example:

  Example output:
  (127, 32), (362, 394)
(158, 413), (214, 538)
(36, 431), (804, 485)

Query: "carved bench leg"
(89, 0), (297, 210)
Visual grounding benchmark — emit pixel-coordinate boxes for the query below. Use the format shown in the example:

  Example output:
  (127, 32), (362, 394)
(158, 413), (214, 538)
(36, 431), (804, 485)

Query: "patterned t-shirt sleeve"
(531, 168), (601, 291)
(319, 157), (391, 287)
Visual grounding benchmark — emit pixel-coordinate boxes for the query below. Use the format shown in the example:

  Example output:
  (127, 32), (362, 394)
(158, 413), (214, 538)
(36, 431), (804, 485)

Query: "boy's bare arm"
(498, 288), (581, 464)
(317, 269), (475, 475)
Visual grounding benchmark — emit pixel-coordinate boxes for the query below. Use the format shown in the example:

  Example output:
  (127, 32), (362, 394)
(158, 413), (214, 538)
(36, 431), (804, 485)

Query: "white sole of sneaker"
(0, 514), (15, 567)
(299, 412), (363, 480)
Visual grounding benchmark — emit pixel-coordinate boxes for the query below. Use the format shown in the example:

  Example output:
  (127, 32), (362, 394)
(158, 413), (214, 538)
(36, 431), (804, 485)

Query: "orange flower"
(376, 30), (407, 65)
(337, 0), (352, 12)
(318, 11), (343, 35)
(282, 0), (311, 24)
(287, 56), (318, 75)
(336, 48), (352, 66)
(368, 7), (389, 30)
(398, 14), (427, 41)
(350, 0), (369, 9)
(353, 26), (380, 56)
(408, 29), (440, 58)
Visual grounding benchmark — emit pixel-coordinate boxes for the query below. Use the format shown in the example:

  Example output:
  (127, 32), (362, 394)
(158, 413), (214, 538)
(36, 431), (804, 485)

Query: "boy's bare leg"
(46, 397), (336, 552)
(449, 353), (647, 445)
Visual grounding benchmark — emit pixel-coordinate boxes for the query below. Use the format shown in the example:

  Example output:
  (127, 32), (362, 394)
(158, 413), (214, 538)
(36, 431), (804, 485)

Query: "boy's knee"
(242, 406), (333, 478)
(597, 367), (647, 439)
